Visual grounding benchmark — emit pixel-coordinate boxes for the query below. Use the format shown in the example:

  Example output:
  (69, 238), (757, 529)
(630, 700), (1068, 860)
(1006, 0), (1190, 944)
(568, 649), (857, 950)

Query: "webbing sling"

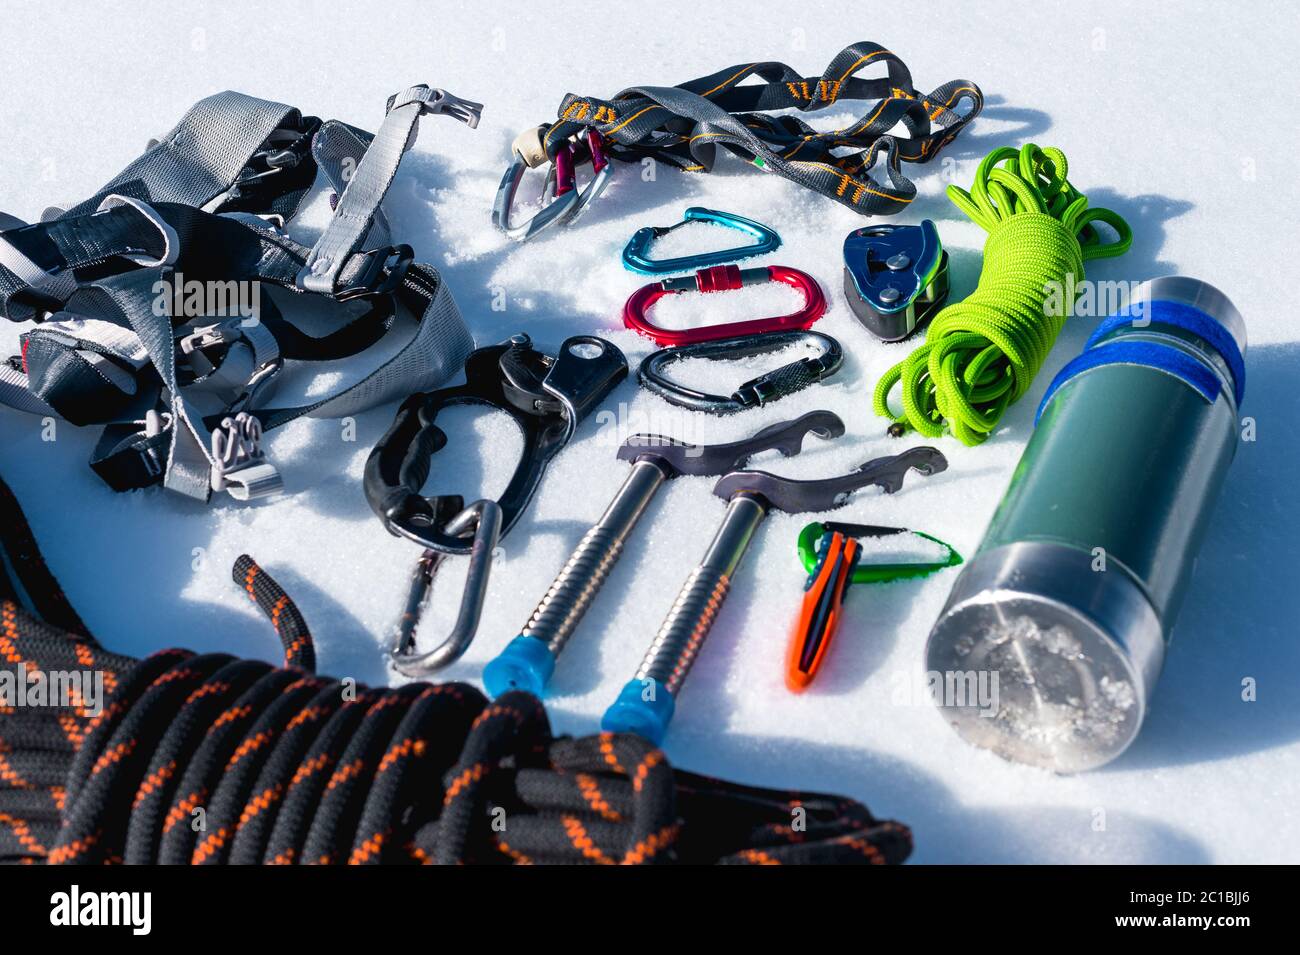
(538, 41), (982, 215)
(0, 474), (912, 866)
(0, 87), (477, 503)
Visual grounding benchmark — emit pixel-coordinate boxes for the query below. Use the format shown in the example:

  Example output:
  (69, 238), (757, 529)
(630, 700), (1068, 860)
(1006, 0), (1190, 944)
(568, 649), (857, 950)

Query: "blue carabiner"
(621, 207), (781, 275)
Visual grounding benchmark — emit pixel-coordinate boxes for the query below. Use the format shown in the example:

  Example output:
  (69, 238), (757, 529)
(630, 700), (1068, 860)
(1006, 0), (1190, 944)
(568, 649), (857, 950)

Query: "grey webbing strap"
(0, 363), (55, 416)
(297, 86), (482, 295)
(260, 262), (473, 428)
(60, 92), (301, 219)
(90, 270), (214, 501)
(181, 319), (280, 401)
(312, 121), (391, 248)
(542, 42), (983, 216)
(0, 214), (77, 322)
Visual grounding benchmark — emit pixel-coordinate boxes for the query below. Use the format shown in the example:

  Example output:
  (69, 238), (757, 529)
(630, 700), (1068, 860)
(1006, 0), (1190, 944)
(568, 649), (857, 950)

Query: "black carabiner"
(364, 334), (627, 554)
(638, 331), (843, 415)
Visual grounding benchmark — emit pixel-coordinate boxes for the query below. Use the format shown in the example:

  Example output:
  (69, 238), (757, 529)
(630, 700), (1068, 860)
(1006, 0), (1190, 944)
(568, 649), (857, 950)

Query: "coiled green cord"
(872, 144), (1132, 445)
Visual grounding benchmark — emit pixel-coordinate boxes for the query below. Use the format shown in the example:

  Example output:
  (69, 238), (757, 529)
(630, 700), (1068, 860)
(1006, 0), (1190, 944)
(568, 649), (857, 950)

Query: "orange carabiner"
(786, 530), (860, 692)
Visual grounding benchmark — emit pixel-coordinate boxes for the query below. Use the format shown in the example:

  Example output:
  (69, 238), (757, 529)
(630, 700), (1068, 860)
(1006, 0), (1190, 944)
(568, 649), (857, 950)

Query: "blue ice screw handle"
(483, 635), (556, 697)
(622, 207), (782, 275)
(601, 679), (677, 746)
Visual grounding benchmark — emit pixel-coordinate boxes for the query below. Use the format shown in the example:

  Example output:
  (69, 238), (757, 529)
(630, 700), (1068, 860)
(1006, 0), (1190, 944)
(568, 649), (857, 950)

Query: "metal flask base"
(924, 542), (1166, 774)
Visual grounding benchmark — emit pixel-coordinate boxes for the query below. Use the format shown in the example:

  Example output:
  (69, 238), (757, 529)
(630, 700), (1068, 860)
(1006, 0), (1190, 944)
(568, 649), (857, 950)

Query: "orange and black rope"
(1, 475), (912, 865)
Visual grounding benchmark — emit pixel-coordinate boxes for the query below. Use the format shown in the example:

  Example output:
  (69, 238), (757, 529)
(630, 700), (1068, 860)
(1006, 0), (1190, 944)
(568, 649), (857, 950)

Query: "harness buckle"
(209, 411), (283, 500)
(177, 320), (240, 355)
(334, 244), (415, 301)
(403, 87), (484, 129)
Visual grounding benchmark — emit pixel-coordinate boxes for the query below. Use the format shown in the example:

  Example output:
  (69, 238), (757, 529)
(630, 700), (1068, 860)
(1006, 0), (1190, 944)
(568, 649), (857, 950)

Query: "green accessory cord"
(872, 144), (1132, 446)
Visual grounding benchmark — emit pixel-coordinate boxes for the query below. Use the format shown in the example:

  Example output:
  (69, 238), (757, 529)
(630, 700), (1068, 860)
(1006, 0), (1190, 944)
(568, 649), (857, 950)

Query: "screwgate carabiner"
(622, 264), (826, 347)
(388, 499), (502, 676)
(622, 207), (782, 274)
(638, 330), (843, 415)
(493, 127), (610, 241)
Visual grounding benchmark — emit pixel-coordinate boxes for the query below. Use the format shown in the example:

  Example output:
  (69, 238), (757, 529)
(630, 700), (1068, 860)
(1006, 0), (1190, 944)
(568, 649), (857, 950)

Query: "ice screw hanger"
(483, 411), (844, 697)
(622, 207), (782, 275)
(601, 446), (948, 744)
(787, 521), (961, 691)
(623, 264), (826, 347)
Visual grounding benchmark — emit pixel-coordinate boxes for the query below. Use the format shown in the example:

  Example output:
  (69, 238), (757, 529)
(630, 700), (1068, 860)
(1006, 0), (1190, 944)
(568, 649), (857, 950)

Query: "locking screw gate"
(623, 264), (826, 346)
(493, 127), (610, 241)
(639, 330), (843, 415)
(483, 411), (845, 697)
(601, 446), (948, 744)
(389, 500), (502, 677)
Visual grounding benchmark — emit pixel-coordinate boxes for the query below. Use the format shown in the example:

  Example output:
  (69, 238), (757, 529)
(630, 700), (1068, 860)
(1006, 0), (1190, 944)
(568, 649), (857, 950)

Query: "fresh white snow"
(2, 0), (1297, 863)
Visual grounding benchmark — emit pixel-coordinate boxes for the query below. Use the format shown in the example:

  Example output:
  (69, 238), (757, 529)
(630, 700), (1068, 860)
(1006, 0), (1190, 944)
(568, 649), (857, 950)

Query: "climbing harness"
(622, 207), (781, 275)
(483, 411), (843, 698)
(638, 330), (843, 415)
(602, 445), (947, 744)
(843, 220), (950, 341)
(0, 85), (483, 502)
(623, 264), (826, 346)
(364, 334), (626, 673)
(873, 144), (1133, 445)
(501, 41), (982, 233)
(0, 473), (913, 865)
(492, 127), (611, 240)
(787, 522), (961, 692)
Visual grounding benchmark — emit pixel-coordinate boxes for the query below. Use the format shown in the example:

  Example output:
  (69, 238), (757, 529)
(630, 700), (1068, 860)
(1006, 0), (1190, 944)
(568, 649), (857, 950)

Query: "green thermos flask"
(924, 277), (1246, 772)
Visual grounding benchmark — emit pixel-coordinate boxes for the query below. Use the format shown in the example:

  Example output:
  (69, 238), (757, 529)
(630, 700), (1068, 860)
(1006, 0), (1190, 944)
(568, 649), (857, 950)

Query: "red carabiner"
(622, 265), (826, 346)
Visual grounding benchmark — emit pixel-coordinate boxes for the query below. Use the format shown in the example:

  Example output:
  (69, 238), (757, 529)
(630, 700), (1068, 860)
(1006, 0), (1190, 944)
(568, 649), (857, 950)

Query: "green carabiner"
(787, 521), (962, 692)
(796, 521), (962, 584)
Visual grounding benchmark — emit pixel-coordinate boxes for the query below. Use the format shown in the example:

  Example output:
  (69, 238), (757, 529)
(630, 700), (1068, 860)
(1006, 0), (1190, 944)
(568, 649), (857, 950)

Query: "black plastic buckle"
(335, 244), (415, 301)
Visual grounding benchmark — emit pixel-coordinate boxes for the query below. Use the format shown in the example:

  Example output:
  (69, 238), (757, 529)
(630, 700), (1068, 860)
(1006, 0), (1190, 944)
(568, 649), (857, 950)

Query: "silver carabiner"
(491, 127), (579, 241)
(492, 126), (611, 240)
(388, 500), (502, 676)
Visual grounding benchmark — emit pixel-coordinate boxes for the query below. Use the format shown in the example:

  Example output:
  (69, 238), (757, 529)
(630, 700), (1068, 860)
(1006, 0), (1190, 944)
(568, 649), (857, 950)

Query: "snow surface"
(2, 0), (1298, 864)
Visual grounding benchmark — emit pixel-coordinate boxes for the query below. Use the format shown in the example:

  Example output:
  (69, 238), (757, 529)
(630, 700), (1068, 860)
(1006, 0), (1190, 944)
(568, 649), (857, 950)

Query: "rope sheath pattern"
(0, 478), (912, 865)
(873, 144), (1132, 445)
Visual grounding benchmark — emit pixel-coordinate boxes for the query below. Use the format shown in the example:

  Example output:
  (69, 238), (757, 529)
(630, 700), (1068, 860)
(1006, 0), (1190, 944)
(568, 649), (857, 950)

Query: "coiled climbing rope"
(0, 476), (911, 865)
(873, 144), (1132, 445)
